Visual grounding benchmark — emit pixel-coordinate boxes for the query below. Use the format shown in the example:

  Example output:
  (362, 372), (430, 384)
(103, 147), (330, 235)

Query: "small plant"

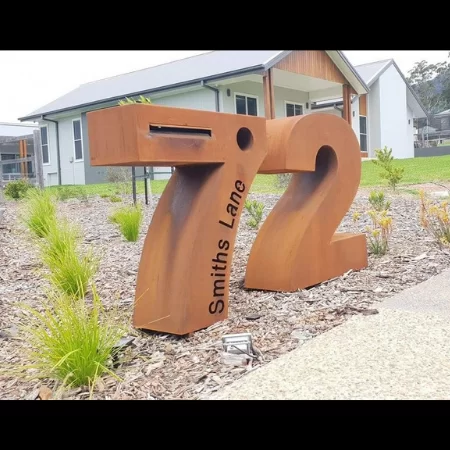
(276, 173), (292, 190)
(4, 179), (33, 200)
(118, 95), (152, 106)
(55, 186), (88, 202)
(18, 284), (126, 395)
(109, 195), (122, 203)
(38, 219), (98, 299)
(106, 167), (132, 196)
(353, 208), (393, 256)
(22, 189), (57, 238)
(245, 199), (264, 229)
(419, 190), (450, 249)
(109, 205), (143, 242)
(372, 147), (404, 190)
(100, 193), (110, 199)
(368, 190), (391, 212)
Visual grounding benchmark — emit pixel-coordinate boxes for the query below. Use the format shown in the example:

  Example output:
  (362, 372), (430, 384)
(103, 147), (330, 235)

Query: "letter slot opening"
(149, 125), (212, 138)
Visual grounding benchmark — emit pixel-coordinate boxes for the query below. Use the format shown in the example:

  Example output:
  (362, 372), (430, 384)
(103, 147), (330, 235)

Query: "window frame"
(72, 118), (84, 162)
(40, 125), (50, 165)
(285, 101), (305, 117)
(359, 115), (368, 153)
(234, 92), (259, 117)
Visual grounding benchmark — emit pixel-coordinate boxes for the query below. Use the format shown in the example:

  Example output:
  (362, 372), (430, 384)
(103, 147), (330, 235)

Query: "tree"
(407, 55), (450, 114)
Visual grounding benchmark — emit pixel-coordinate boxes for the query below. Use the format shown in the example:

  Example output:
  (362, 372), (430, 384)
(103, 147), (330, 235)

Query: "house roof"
(354, 59), (428, 118)
(436, 108), (450, 115)
(18, 50), (368, 122)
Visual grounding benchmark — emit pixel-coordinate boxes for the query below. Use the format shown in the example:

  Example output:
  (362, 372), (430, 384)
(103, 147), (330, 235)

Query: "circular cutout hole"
(236, 127), (253, 151)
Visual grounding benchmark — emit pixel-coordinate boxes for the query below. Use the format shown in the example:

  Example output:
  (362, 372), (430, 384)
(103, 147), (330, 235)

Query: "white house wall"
(406, 105), (414, 157)
(378, 64), (412, 158)
(368, 80), (381, 156)
(351, 96), (360, 142)
(37, 120), (59, 187)
(58, 115), (85, 185)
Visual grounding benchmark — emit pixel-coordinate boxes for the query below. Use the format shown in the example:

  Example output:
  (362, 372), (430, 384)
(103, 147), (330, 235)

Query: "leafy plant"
(105, 167), (132, 196)
(18, 284), (126, 395)
(109, 195), (122, 203)
(372, 147), (405, 190)
(276, 173), (292, 190)
(353, 205), (393, 256)
(419, 190), (450, 249)
(100, 193), (110, 199)
(118, 95), (152, 106)
(368, 190), (391, 212)
(22, 188), (57, 238)
(55, 186), (88, 202)
(4, 179), (33, 200)
(109, 205), (143, 242)
(245, 199), (264, 229)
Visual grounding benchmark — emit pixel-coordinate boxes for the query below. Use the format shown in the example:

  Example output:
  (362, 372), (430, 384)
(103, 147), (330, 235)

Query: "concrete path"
(209, 268), (450, 400)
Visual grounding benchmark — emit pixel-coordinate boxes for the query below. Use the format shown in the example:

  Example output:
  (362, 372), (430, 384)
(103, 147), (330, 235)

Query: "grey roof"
(0, 122), (37, 138)
(19, 51), (285, 121)
(19, 50), (368, 121)
(354, 59), (392, 85)
(436, 108), (450, 115)
(355, 59), (428, 117)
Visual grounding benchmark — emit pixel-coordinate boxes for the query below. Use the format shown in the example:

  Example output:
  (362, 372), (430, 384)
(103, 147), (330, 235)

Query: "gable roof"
(355, 59), (428, 117)
(18, 50), (368, 122)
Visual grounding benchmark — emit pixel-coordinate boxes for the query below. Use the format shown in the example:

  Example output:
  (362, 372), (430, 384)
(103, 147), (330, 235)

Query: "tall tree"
(407, 55), (450, 114)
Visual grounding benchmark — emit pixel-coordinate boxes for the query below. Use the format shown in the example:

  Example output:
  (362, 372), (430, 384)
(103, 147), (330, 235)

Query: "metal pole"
(144, 166), (148, 205)
(131, 166), (137, 205)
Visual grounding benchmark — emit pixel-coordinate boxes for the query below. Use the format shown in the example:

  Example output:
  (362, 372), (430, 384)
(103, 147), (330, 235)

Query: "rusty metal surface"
(87, 105), (367, 335)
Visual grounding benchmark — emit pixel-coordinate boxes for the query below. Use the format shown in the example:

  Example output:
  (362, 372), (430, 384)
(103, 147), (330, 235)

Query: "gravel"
(0, 186), (449, 400)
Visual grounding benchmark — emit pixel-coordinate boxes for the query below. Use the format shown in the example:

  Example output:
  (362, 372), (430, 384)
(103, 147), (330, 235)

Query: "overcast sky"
(1, 50), (448, 123)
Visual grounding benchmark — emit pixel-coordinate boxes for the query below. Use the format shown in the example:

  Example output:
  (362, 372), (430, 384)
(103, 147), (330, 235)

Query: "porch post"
(342, 84), (352, 126)
(263, 69), (275, 119)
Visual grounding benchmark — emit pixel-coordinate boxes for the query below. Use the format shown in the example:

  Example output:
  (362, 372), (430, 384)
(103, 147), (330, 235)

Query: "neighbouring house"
(311, 59), (428, 159)
(0, 122), (38, 182)
(18, 50), (368, 186)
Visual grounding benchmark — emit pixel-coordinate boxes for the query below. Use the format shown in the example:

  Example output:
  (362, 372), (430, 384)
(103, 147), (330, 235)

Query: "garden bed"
(0, 188), (449, 400)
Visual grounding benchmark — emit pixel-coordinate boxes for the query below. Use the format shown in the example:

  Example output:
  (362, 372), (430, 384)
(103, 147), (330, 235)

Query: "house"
(0, 122), (38, 182)
(311, 59), (428, 159)
(18, 50), (368, 186)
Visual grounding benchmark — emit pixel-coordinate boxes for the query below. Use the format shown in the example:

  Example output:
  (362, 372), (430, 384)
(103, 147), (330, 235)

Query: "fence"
(0, 130), (43, 189)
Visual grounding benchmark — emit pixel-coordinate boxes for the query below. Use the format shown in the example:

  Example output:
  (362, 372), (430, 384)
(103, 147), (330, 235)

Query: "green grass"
(18, 285), (126, 394)
(109, 205), (143, 242)
(40, 155), (450, 199)
(22, 189), (57, 238)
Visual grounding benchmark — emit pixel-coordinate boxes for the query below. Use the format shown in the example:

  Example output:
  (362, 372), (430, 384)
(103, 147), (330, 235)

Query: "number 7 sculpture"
(87, 104), (368, 336)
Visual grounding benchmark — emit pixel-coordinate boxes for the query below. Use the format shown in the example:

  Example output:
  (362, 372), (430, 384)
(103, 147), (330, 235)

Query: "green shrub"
(56, 186), (88, 202)
(372, 147), (404, 190)
(19, 285), (126, 394)
(109, 195), (122, 203)
(109, 205), (143, 242)
(245, 199), (264, 229)
(22, 189), (57, 238)
(368, 190), (391, 212)
(100, 193), (110, 199)
(276, 173), (292, 190)
(4, 179), (33, 200)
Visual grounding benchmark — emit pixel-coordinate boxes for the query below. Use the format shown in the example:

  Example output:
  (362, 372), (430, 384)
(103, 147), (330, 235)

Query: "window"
(73, 119), (83, 161)
(235, 94), (258, 116)
(359, 116), (367, 152)
(286, 102), (303, 117)
(40, 126), (49, 164)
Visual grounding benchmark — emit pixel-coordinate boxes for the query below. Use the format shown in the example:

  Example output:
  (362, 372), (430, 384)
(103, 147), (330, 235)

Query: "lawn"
(44, 155), (450, 197)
